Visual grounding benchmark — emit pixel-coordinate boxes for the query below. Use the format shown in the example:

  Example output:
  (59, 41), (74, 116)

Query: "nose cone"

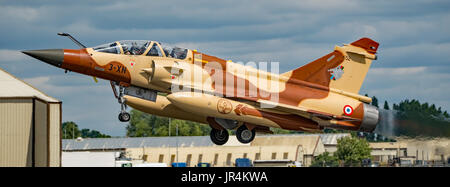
(22, 49), (64, 67)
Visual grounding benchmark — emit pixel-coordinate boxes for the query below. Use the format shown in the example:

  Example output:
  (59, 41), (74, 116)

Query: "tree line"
(370, 95), (449, 118)
(369, 95), (450, 138)
(62, 121), (111, 139)
(126, 109), (211, 137)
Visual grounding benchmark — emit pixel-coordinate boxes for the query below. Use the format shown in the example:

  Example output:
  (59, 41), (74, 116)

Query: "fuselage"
(23, 39), (379, 135)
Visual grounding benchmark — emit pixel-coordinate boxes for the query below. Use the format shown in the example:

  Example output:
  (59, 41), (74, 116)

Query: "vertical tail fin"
(281, 38), (379, 94)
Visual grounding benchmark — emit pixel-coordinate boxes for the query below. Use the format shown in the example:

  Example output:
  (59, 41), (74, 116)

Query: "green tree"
(383, 101), (390, 110)
(62, 121), (81, 139)
(371, 96), (379, 107)
(310, 152), (339, 167)
(393, 103), (399, 110)
(126, 109), (211, 137)
(168, 119), (210, 136)
(391, 99), (450, 137)
(335, 137), (371, 167)
(126, 109), (153, 137)
(81, 128), (111, 138)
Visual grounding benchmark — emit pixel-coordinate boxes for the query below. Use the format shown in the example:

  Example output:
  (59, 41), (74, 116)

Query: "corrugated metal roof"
(62, 133), (351, 151)
(0, 67), (59, 102)
(62, 136), (214, 150)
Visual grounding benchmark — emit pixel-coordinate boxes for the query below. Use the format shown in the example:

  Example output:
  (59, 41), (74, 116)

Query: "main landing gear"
(209, 124), (256, 145)
(210, 128), (229, 145)
(111, 81), (130, 122)
(236, 125), (256, 144)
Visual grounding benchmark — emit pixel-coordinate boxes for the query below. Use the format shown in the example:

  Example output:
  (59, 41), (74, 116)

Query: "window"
(93, 42), (120, 54)
(283, 152), (289, 159)
(226, 153), (232, 166)
(171, 154), (176, 164)
(142, 154), (148, 161)
(198, 154), (203, 163)
(214, 154), (219, 166)
(186, 154), (192, 167)
(243, 153), (247, 158)
(272, 153), (277, 160)
(158, 154), (164, 163)
(160, 42), (188, 59)
(255, 153), (260, 160)
(147, 43), (163, 56)
(119, 40), (149, 55)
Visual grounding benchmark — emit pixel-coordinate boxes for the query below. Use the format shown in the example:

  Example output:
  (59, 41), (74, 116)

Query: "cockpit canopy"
(92, 40), (188, 60)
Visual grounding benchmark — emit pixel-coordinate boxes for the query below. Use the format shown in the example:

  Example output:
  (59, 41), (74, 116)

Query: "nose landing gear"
(111, 81), (130, 122)
(118, 112), (130, 122)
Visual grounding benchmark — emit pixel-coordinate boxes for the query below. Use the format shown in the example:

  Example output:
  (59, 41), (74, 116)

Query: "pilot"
(130, 42), (140, 55)
(148, 44), (160, 56)
(139, 45), (147, 55)
(173, 47), (186, 59)
(123, 45), (131, 55)
(162, 47), (172, 58)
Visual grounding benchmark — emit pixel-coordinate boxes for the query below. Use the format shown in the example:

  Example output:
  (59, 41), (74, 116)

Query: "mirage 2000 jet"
(23, 33), (380, 145)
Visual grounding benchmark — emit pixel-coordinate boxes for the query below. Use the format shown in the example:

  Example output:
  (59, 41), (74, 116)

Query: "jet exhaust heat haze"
(375, 108), (450, 138)
(375, 109), (398, 138)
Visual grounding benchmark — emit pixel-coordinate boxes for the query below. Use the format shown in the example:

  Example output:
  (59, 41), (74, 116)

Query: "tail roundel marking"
(343, 105), (353, 116)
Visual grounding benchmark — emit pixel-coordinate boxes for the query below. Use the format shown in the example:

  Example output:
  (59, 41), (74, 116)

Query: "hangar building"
(0, 68), (61, 167)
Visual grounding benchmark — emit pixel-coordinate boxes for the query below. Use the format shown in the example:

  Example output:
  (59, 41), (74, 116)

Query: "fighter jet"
(23, 33), (380, 145)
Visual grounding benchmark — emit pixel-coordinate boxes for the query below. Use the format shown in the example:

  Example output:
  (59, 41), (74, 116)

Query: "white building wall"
(62, 152), (117, 167)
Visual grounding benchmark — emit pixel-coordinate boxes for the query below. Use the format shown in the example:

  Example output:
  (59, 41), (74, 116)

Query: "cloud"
(23, 75), (106, 95)
(370, 66), (427, 75)
(1, 0), (449, 135)
(0, 49), (28, 62)
(379, 42), (450, 67)
(362, 66), (450, 111)
(0, 6), (39, 22)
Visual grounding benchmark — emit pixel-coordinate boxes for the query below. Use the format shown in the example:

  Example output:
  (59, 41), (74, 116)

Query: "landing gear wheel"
(112, 82), (131, 123)
(236, 125), (256, 144)
(210, 128), (229, 145)
(118, 112), (130, 122)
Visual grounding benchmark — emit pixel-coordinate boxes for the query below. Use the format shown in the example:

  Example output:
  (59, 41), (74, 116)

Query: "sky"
(0, 0), (449, 136)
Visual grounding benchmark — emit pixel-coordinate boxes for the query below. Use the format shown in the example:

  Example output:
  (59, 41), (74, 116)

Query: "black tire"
(210, 128), (229, 145)
(118, 112), (130, 122)
(236, 125), (255, 144)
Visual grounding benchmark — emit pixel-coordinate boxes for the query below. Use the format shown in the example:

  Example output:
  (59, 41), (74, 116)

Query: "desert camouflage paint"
(24, 37), (380, 143)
